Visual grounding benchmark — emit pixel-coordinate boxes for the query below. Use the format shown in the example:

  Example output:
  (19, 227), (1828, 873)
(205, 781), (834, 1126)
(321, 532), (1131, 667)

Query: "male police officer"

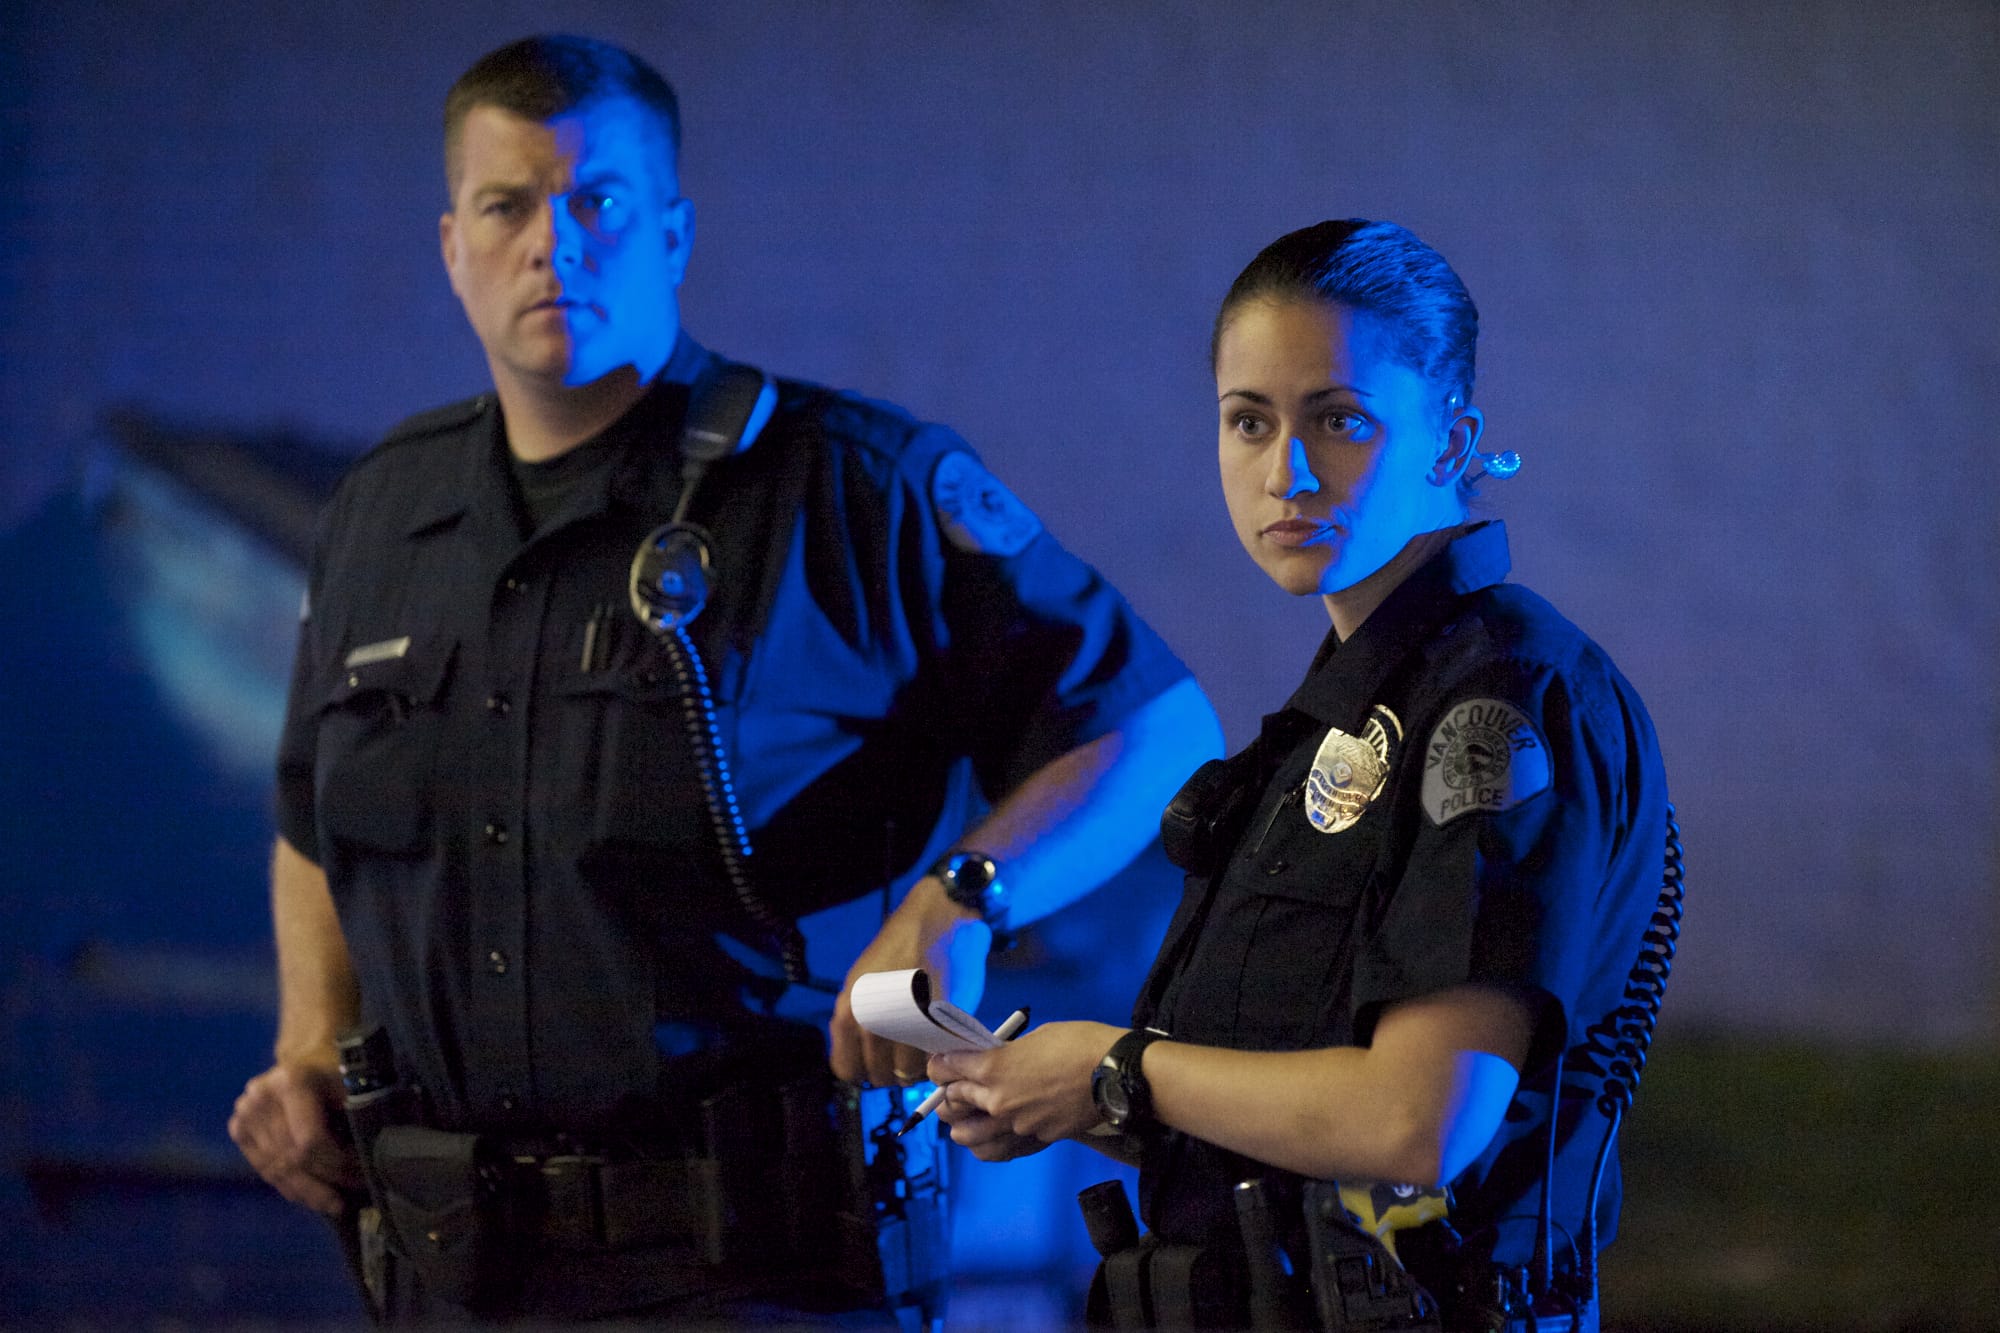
(226, 33), (1217, 1324)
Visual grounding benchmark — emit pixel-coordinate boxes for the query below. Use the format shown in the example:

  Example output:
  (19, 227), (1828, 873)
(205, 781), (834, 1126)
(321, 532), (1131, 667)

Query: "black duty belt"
(515, 1152), (728, 1261)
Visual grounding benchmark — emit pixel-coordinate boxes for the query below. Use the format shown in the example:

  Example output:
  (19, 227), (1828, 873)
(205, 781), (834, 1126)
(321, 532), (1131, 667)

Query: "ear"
(1428, 405), (1485, 487)
(660, 195), (696, 288)
(439, 211), (463, 299)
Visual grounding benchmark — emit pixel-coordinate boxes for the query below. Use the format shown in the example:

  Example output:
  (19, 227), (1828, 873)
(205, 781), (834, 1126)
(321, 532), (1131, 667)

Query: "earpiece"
(1440, 449), (1521, 487)
(1438, 390), (1518, 485)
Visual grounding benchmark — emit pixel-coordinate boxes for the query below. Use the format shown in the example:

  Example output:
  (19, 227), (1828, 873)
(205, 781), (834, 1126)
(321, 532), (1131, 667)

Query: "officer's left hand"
(927, 1020), (1123, 1159)
(929, 1088), (1048, 1162)
(228, 1061), (364, 1215)
(831, 875), (991, 1088)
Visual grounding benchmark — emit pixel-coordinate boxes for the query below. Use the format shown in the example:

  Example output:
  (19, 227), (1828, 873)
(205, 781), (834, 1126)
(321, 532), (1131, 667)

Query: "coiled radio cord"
(655, 618), (832, 992)
(1575, 801), (1684, 1298)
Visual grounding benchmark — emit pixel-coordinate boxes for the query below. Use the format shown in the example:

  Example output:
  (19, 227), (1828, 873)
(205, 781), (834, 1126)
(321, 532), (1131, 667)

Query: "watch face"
(1092, 1065), (1130, 1125)
(943, 855), (997, 902)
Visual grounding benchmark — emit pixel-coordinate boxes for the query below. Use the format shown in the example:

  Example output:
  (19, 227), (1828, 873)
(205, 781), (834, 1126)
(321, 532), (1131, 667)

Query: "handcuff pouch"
(370, 1125), (520, 1312)
(1084, 1234), (1246, 1330)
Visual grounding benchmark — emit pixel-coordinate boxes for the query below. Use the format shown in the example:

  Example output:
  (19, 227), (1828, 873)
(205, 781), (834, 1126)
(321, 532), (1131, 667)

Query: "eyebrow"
(467, 170), (634, 202)
(469, 182), (535, 202)
(1218, 384), (1376, 404)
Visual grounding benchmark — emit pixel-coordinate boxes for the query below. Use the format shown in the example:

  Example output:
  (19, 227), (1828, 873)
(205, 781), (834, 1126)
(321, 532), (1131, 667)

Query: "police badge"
(1304, 705), (1402, 834)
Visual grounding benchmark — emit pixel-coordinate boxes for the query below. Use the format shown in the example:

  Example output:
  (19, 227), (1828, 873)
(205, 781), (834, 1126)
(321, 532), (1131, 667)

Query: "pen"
(898, 1007), (1029, 1136)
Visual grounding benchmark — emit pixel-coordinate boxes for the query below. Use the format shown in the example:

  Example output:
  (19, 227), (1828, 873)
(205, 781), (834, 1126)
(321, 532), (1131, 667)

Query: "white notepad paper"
(848, 968), (1002, 1054)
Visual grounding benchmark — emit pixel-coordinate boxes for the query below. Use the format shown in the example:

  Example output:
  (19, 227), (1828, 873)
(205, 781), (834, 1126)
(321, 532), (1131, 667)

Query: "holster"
(1395, 1225), (1597, 1333)
(1082, 1177), (1445, 1332)
(1298, 1181), (1441, 1332)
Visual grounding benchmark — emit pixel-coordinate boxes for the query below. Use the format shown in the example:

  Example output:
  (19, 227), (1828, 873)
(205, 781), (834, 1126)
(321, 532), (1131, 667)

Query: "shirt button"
(484, 821), (509, 845)
(485, 692), (511, 715)
(499, 1091), (519, 1112)
(502, 576), (527, 594)
(487, 949), (509, 975)
(1263, 859), (1289, 876)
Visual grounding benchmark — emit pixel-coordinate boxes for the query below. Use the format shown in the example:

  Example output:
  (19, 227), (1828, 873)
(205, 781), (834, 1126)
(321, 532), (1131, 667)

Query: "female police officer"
(930, 220), (1668, 1330)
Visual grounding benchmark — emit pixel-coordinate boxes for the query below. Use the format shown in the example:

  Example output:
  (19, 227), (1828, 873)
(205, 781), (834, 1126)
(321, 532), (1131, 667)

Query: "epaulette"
(374, 394), (491, 453)
(798, 382), (927, 464)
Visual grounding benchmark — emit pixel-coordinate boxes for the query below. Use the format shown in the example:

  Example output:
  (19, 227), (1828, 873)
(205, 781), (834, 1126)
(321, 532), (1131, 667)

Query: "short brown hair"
(444, 35), (682, 194)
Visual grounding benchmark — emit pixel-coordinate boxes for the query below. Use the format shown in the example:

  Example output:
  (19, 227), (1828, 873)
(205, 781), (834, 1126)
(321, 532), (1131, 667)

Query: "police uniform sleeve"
(1351, 654), (1644, 1075)
(904, 426), (1192, 798)
(272, 487), (345, 866)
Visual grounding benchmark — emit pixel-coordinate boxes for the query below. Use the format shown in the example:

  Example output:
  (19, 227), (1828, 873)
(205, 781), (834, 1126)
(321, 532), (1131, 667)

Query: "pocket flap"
(321, 636), (457, 711)
(372, 1124), (491, 1210)
(554, 660), (682, 708)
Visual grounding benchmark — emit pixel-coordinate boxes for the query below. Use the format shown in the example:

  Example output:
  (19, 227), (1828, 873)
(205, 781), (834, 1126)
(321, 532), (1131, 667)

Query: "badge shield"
(1305, 705), (1402, 834)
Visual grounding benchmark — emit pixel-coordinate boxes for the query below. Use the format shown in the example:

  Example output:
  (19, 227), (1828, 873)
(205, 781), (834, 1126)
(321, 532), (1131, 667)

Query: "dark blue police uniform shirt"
(276, 335), (1191, 1135)
(1134, 521), (1667, 1271)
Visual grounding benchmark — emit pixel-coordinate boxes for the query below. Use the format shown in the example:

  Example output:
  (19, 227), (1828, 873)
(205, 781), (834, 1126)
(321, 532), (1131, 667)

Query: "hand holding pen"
(899, 1007), (1029, 1135)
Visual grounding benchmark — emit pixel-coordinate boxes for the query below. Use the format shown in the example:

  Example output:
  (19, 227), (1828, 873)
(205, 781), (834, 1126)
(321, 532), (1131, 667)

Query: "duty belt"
(515, 1152), (728, 1262)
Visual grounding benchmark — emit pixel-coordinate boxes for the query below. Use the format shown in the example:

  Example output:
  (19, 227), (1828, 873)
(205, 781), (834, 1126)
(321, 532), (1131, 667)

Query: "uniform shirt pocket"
(314, 637), (457, 855)
(552, 662), (714, 865)
(1222, 789), (1385, 1049)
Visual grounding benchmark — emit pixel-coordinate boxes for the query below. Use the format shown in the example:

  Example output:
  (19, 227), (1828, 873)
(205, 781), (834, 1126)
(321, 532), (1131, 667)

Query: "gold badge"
(1304, 706), (1402, 834)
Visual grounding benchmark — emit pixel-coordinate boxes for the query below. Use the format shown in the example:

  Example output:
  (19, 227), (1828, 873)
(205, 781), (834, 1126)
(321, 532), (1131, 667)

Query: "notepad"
(849, 968), (1003, 1054)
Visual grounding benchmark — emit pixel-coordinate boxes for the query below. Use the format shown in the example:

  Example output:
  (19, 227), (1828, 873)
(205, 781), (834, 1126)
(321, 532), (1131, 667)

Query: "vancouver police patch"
(1421, 698), (1551, 826)
(1305, 705), (1402, 834)
(931, 451), (1042, 557)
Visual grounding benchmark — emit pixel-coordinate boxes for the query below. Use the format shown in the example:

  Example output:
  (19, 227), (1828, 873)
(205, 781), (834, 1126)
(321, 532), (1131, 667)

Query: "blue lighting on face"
(444, 98), (689, 394)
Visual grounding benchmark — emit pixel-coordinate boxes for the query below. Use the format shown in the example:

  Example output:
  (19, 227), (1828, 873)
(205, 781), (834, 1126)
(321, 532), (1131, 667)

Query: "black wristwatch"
(1091, 1028), (1166, 1130)
(929, 850), (1011, 934)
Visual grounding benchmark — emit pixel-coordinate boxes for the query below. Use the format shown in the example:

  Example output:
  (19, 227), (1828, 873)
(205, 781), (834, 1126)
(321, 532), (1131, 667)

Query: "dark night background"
(1, 2), (1995, 1327)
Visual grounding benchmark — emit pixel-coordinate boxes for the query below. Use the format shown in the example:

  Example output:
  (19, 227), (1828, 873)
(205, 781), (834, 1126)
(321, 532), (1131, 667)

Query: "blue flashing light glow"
(102, 468), (300, 782)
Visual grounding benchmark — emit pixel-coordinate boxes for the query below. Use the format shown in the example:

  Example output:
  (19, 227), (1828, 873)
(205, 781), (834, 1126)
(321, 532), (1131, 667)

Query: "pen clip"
(580, 606), (601, 672)
(1250, 782), (1304, 856)
(580, 601), (619, 672)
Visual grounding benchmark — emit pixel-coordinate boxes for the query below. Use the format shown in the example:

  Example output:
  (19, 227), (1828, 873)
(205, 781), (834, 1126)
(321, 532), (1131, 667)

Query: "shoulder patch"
(931, 451), (1042, 557)
(1421, 698), (1551, 826)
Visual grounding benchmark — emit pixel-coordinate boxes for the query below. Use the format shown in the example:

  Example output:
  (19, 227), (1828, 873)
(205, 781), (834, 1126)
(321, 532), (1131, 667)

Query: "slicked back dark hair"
(1212, 219), (1479, 421)
(444, 35), (682, 195)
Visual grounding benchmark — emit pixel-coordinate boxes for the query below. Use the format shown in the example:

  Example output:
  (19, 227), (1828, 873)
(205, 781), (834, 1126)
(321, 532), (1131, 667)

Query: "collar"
(1282, 520), (1512, 728)
(400, 332), (721, 540)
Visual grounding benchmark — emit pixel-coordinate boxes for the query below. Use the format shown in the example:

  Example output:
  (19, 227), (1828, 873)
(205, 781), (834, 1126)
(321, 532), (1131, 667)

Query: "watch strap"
(1098, 1027), (1166, 1127)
